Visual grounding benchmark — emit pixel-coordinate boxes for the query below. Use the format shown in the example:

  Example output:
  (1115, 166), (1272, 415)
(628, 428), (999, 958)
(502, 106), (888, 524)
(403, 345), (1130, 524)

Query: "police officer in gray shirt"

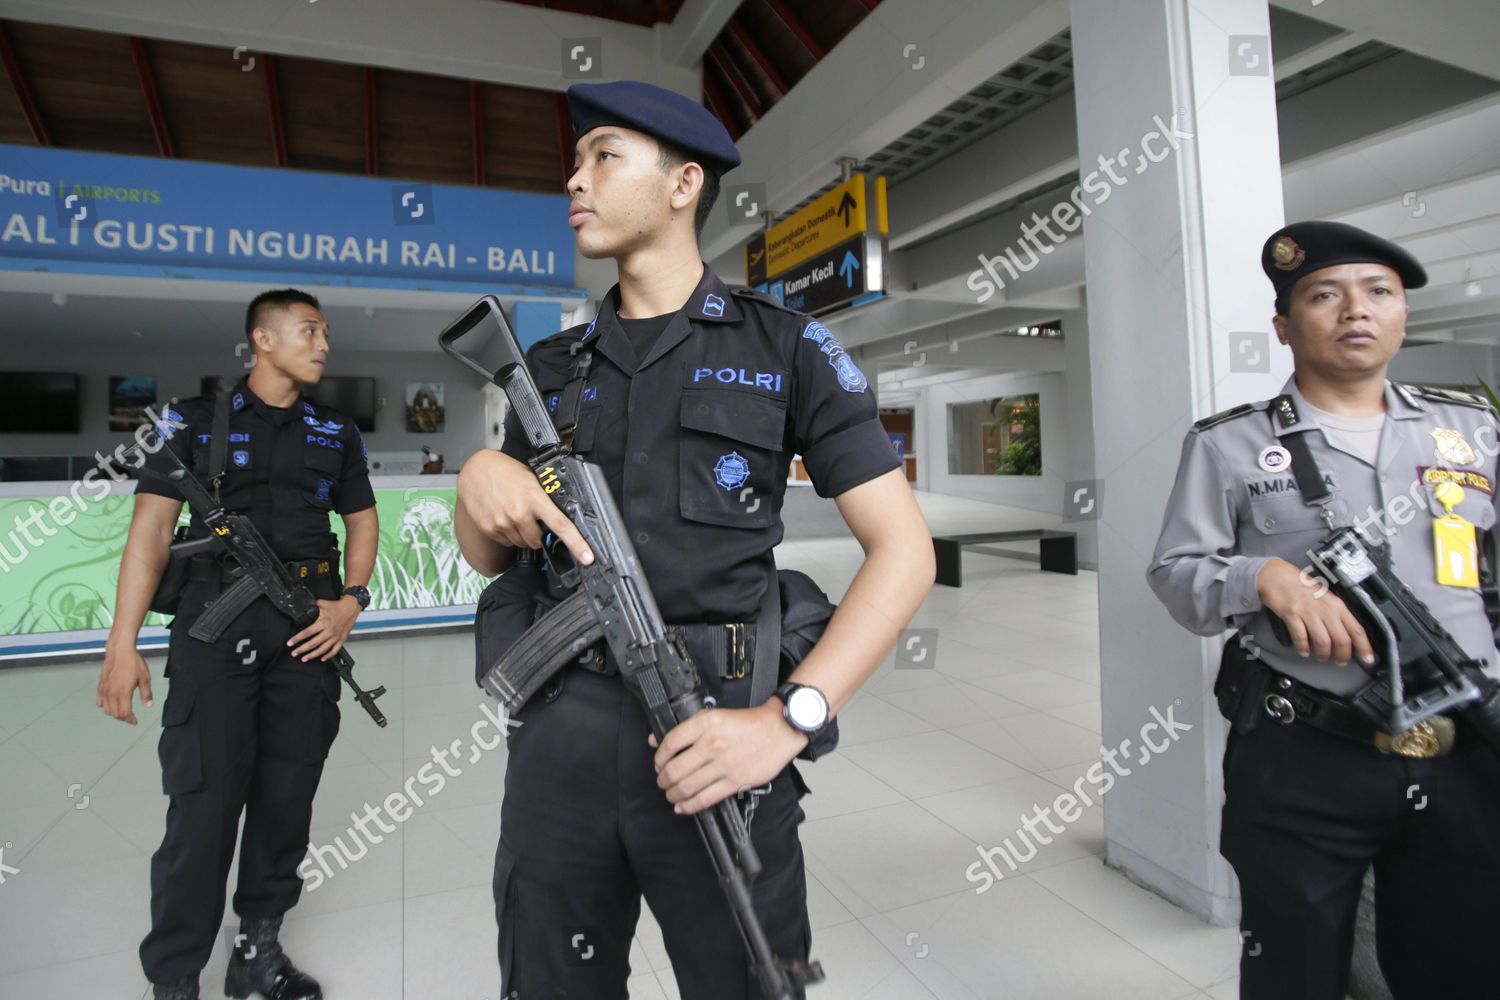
(1148, 221), (1500, 1000)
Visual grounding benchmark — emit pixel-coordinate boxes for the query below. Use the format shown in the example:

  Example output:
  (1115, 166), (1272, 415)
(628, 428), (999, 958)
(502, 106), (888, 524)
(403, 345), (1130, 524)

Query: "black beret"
(566, 81), (741, 177)
(1262, 220), (1427, 314)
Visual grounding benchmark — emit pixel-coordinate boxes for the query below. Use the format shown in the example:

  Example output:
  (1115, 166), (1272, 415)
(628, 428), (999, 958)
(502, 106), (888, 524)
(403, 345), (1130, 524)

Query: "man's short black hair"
(657, 139), (720, 239)
(245, 288), (322, 350)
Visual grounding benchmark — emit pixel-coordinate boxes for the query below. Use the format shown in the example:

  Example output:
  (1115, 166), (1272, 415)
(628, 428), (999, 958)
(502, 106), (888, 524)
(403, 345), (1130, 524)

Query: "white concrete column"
(1068, 0), (1293, 922)
(1060, 305), (1097, 567)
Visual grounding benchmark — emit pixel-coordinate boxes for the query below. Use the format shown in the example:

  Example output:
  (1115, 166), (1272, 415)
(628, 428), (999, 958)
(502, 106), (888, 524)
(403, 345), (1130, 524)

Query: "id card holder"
(1433, 480), (1480, 588)
(1434, 515), (1480, 588)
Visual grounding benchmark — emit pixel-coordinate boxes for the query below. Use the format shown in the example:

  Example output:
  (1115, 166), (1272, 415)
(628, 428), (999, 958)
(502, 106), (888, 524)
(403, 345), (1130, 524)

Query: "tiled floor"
(0, 492), (1240, 998)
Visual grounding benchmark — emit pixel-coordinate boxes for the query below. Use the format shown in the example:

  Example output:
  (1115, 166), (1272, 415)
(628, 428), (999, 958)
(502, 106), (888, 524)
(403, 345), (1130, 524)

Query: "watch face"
(787, 687), (828, 730)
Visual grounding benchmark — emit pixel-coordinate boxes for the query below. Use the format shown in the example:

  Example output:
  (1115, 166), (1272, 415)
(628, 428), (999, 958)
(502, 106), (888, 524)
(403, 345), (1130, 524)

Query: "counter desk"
(0, 474), (482, 663)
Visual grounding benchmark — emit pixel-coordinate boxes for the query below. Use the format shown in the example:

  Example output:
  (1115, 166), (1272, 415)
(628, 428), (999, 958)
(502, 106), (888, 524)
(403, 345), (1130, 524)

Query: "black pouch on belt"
(473, 550), (550, 687)
(778, 568), (841, 760)
(148, 524), (195, 615)
(1214, 638), (1271, 735)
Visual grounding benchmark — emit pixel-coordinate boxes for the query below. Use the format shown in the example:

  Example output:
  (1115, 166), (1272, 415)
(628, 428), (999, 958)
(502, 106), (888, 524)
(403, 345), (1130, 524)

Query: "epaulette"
(1407, 383), (1495, 411)
(1193, 402), (1256, 432)
(731, 286), (802, 317)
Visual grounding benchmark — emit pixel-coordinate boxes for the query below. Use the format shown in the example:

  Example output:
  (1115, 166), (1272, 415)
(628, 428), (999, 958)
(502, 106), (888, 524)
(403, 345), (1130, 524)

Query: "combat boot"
(224, 915), (322, 1000)
(151, 978), (198, 999)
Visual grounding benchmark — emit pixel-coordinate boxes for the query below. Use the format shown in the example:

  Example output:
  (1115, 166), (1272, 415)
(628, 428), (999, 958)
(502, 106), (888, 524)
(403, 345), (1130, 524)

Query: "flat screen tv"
(0, 372), (81, 433)
(302, 376), (376, 432)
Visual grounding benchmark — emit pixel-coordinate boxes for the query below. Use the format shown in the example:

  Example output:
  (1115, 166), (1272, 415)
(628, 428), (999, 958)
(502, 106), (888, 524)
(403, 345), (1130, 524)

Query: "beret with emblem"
(1261, 220), (1427, 314)
(566, 80), (741, 177)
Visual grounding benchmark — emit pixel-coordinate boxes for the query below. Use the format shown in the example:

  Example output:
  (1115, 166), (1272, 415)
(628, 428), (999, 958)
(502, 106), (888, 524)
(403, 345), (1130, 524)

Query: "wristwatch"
(342, 585), (371, 610)
(775, 682), (830, 738)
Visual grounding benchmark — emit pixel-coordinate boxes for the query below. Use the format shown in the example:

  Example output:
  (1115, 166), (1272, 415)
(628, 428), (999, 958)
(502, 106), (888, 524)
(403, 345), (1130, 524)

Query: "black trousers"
(139, 574), (342, 984)
(494, 660), (813, 999)
(1220, 715), (1500, 1000)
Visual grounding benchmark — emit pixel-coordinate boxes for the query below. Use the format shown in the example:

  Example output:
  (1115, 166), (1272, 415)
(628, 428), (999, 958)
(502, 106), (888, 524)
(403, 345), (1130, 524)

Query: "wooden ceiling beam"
(708, 40), (761, 118)
(766, 0), (826, 60)
(0, 22), (50, 145)
(727, 18), (788, 96)
(470, 80), (486, 185)
(129, 36), (175, 157)
(701, 63), (740, 140)
(262, 52), (288, 167)
(363, 65), (378, 175)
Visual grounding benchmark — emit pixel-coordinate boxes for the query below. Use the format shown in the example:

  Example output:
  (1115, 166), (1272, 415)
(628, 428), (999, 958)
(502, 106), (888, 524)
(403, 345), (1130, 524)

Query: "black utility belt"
(572, 621), (760, 682)
(1219, 645), (1461, 758)
(191, 551), (338, 583)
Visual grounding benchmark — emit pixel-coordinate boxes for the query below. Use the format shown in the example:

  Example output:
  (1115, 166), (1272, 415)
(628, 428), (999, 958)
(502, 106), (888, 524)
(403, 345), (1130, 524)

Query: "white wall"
(922, 370), (1068, 513)
(1387, 341), (1500, 389)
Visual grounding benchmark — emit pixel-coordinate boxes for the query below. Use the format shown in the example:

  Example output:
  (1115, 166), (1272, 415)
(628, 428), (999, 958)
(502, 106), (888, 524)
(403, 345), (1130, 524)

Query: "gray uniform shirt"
(1147, 376), (1500, 695)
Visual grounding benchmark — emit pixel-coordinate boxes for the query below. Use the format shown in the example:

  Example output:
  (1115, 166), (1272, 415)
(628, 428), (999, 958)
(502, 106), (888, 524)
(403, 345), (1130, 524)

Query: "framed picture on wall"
(405, 382), (444, 433)
(108, 375), (156, 431)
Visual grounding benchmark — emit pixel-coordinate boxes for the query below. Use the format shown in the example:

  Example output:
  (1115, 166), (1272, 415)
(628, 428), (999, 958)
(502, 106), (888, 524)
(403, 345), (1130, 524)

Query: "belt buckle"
(1263, 693), (1296, 725)
(726, 623), (748, 680)
(1375, 718), (1449, 758)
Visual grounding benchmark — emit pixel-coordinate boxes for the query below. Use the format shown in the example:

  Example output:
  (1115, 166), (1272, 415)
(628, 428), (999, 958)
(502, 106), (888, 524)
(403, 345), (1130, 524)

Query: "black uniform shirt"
(500, 266), (901, 623)
(138, 375), (376, 561)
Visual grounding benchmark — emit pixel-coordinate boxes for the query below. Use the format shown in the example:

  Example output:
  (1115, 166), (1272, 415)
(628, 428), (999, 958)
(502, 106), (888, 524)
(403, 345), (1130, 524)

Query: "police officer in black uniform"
(99, 288), (379, 1000)
(455, 81), (936, 998)
(1148, 223), (1500, 998)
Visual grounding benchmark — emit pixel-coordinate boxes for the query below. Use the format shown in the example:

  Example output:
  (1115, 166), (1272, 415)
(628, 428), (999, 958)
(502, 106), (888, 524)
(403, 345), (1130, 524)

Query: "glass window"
(946, 393), (1041, 476)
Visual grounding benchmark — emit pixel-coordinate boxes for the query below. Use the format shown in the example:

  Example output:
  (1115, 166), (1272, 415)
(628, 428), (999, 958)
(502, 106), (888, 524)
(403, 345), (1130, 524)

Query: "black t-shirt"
(617, 312), (674, 372)
(501, 268), (899, 623)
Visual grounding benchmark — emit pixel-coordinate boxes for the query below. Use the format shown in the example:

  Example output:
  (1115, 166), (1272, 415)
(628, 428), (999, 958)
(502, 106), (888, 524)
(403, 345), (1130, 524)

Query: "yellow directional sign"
(747, 173), (889, 283)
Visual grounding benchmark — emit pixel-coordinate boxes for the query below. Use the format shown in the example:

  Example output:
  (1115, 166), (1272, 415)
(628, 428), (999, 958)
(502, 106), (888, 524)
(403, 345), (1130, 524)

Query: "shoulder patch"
(1193, 402), (1257, 432)
(732, 286), (804, 318)
(528, 325), (589, 372)
(1408, 384), (1495, 411)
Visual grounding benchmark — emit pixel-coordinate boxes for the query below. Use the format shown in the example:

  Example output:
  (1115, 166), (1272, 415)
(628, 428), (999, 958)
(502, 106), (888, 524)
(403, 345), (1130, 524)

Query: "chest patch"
(692, 367), (784, 393)
(1245, 472), (1337, 498)
(714, 451), (751, 491)
(1418, 466), (1495, 497)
